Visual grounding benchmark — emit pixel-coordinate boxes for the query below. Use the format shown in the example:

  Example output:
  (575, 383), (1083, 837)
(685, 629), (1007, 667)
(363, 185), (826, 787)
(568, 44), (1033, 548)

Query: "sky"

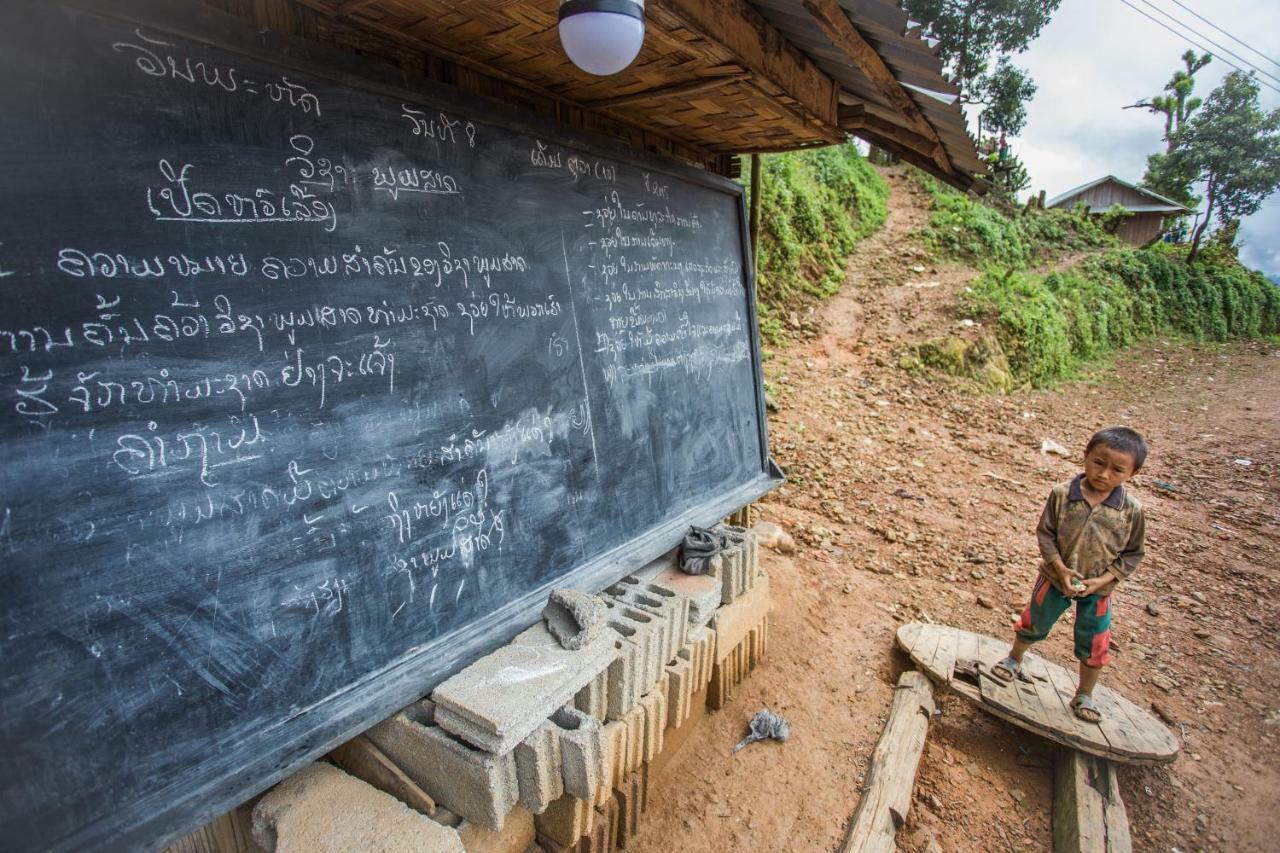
(1003, 0), (1280, 280)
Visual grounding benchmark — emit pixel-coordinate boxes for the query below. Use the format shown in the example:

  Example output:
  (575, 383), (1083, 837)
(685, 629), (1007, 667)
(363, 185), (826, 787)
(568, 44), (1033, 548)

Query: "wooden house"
(1047, 175), (1192, 246)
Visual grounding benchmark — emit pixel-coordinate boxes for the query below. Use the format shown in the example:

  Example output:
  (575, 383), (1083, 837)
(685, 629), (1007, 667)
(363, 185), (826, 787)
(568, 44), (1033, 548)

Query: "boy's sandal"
(1071, 693), (1103, 723)
(990, 656), (1021, 682)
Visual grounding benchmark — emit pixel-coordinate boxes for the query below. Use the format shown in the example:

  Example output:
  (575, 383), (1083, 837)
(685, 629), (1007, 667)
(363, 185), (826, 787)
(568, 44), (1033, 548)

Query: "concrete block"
(603, 620), (642, 721)
(456, 806), (535, 853)
(710, 572), (770, 663)
(600, 720), (629, 793)
(365, 704), (517, 831)
(620, 703), (645, 775)
(592, 796), (619, 853)
(664, 656), (693, 729)
(605, 605), (664, 697)
(574, 668), (608, 721)
(543, 588), (609, 651)
(432, 622), (617, 755)
(514, 721), (563, 814)
(535, 793), (594, 848)
(613, 765), (650, 848)
(609, 580), (691, 661)
(634, 565), (721, 628)
(552, 707), (607, 800)
(251, 762), (464, 853)
(637, 691), (665, 764)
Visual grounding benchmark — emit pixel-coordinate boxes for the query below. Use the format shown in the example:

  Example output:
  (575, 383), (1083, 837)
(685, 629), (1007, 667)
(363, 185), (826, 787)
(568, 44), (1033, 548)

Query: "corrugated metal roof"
(749, 0), (984, 190)
(1046, 175), (1192, 212)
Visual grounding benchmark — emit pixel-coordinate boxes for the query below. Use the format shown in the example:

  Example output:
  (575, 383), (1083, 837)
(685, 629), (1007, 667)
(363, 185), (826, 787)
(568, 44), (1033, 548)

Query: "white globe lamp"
(558, 0), (645, 77)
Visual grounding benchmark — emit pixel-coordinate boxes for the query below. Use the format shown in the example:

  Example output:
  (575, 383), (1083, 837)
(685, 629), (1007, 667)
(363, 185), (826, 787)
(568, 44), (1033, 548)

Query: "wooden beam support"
(839, 670), (936, 853)
(1053, 747), (1134, 853)
(327, 735), (438, 818)
(655, 0), (842, 137)
(749, 153), (762, 270)
(839, 108), (938, 159)
(586, 73), (751, 110)
(802, 0), (953, 175)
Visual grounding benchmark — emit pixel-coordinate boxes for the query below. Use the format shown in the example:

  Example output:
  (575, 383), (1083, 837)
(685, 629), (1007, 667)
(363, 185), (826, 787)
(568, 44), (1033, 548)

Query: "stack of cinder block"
(248, 522), (767, 853)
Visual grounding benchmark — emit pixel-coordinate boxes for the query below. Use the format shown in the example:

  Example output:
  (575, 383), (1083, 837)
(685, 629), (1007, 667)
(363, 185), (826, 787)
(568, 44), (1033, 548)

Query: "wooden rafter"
(335, 0), (379, 16)
(587, 73), (751, 110)
(802, 0), (953, 175)
(838, 105), (939, 159)
(654, 0), (843, 141)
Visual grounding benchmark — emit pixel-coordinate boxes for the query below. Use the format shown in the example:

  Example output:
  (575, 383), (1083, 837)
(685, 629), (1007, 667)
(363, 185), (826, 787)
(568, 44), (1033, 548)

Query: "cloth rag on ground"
(733, 709), (791, 753)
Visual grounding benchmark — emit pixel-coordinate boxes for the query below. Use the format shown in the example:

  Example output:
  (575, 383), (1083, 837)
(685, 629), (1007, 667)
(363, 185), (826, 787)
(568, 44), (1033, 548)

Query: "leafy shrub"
(916, 173), (1111, 267)
(743, 144), (888, 346)
(965, 247), (1280, 386)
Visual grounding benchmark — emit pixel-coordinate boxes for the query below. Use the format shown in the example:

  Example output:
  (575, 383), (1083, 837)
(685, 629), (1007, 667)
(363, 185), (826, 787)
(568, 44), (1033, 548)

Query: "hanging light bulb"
(558, 0), (645, 77)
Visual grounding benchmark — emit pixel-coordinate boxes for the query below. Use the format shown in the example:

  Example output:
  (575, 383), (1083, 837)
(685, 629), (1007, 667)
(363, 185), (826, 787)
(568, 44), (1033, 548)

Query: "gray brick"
(514, 721), (563, 814)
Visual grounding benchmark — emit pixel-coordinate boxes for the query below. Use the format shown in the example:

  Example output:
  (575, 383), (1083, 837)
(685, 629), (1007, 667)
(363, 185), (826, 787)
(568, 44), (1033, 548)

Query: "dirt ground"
(630, 168), (1280, 853)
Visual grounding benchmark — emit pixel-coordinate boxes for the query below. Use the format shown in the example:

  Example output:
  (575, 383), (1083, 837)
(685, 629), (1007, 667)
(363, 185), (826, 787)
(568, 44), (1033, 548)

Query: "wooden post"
(1053, 747), (1132, 853)
(840, 670), (936, 853)
(749, 152), (762, 273)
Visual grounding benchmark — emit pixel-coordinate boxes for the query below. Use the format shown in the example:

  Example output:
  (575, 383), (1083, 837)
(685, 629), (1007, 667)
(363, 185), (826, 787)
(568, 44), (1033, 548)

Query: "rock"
(1146, 602), (1161, 617)
(1040, 438), (1072, 458)
(1009, 788), (1025, 804)
(752, 520), (796, 555)
(541, 588), (607, 651)
(976, 596), (995, 610)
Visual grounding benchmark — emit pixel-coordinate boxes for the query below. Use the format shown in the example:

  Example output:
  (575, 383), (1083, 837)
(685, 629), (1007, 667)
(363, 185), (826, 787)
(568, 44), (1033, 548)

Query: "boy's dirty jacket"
(1036, 475), (1145, 596)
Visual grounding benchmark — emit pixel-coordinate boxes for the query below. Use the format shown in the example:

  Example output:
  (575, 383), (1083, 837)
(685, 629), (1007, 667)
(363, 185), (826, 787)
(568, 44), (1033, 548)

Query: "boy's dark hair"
(1086, 427), (1148, 472)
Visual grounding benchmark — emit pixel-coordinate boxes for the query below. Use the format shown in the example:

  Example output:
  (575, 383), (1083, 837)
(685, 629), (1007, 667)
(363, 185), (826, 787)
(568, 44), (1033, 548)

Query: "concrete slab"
(251, 762), (464, 853)
(432, 623), (617, 755)
(365, 703), (517, 831)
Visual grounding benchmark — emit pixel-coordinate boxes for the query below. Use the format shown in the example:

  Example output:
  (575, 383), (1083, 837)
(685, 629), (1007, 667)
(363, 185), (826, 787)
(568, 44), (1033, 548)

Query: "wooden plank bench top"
(896, 623), (1179, 765)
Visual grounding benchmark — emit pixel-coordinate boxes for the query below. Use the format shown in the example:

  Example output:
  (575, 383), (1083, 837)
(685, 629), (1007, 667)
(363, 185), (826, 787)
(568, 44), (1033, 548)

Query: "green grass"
(916, 173), (1113, 268)
(964, 247), (1280, 387)
(743, 144), (888, 347)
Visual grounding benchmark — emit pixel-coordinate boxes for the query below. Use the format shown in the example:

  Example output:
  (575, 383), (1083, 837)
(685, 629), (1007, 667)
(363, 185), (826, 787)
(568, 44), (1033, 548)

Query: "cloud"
(1005, 0), (1280, 278)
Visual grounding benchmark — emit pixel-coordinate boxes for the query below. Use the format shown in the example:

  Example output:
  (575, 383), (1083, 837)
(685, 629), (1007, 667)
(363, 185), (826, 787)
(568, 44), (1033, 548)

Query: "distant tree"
(1162, 72), (1280, 262)
(1131, 51), (1212, 207)
(975, 57), (1037, 136)
(902, 0), (1062, 102)
(1127, 50), (1213, 151)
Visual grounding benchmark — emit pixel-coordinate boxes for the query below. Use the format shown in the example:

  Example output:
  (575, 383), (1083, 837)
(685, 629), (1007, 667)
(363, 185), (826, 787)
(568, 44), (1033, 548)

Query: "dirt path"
(631, 168), (1280, 852)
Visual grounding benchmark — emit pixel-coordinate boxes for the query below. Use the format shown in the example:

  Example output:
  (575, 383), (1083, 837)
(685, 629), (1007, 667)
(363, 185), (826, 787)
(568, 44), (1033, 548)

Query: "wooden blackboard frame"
(17, 2), (782, 848)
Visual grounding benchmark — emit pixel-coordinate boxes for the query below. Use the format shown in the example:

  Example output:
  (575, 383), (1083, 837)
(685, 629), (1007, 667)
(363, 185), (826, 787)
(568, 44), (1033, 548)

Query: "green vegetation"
(744, 144), (888, 346)
(915, 172), (1280, 388)
(918, 173), (1112, 267)
(963, 248), (1280, 387)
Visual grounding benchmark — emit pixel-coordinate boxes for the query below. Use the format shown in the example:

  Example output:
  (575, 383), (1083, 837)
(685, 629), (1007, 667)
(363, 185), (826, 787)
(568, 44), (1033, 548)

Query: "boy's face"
(1083, 443), (1139, 494)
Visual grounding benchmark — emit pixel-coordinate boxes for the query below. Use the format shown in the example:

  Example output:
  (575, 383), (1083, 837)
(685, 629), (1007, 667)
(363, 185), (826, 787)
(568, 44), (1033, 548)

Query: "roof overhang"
(289, 0), (984, 189)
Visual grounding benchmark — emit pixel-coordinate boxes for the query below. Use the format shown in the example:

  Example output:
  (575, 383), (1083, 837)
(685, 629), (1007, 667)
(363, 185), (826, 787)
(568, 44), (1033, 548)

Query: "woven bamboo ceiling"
(291, 0), (984, 189)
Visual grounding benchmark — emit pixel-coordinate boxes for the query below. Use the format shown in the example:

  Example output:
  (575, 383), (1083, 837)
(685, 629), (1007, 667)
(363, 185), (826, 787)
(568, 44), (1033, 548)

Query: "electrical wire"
(1116, 0), (1280, 95)
(1135, 0), (1280, 88)
(1165, 0), (1280, 72)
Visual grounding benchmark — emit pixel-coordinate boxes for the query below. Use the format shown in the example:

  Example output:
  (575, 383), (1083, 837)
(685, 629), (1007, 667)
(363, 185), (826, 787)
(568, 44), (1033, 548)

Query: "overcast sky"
(1005, 0), (1280, 279)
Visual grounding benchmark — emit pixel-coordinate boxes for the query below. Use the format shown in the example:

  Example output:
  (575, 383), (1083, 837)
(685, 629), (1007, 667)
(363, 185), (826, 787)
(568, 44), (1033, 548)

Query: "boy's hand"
(1073, 572), (1115, 598)
(1049, 559), (1081, 595)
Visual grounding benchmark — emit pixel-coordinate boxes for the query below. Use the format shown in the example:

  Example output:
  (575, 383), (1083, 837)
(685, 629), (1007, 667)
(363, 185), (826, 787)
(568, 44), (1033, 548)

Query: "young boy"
(991, 427), (1148, 723)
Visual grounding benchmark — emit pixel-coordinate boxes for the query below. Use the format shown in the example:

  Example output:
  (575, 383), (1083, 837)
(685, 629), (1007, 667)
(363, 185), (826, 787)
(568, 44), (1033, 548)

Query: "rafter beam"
(335, 0), (379, 16)
(655, 0), (842, 139)
(839, 106), (938, 158)
(587, 73), (751, 110)
(802, 0), (953, 175)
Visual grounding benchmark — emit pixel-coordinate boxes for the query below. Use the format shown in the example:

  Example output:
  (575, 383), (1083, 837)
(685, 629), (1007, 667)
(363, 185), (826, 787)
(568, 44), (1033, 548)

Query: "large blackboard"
(0, 1), (778, 849)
